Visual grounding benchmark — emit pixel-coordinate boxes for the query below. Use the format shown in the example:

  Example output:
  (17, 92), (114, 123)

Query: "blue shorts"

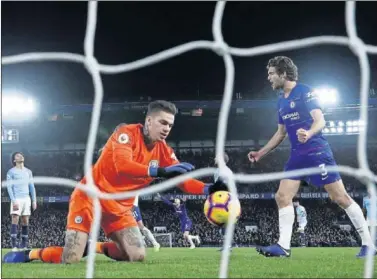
(284, 148), (341, 187)
(132, 206), (142, 222)
(181, 220), (192, 233)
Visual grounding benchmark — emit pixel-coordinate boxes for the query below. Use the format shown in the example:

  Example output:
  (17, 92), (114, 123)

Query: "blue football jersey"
(278, 83), (328, 153)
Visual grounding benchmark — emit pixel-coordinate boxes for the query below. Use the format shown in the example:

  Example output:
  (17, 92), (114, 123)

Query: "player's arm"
(28, 170), (37, 202)
(159, 195), (174, 206)
(6, 171), (16, 202)
(112, 130), (151, 177)
(307, 109), (326, 136)
(29, 170), (37, 210)
(303, 91), (326, 137)
(258, 124), (287, 158)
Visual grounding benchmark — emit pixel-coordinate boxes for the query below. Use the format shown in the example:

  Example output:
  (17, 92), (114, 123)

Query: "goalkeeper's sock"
(29, 246), (63, 263)
(345, 202), (374, 247)
(277, 205), (294, 250)
(142, 227), (158, 246)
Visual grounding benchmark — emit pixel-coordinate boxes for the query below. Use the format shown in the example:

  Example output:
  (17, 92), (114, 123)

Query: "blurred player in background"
(293, 198), (307, 247)
(363, 189), (377, 239)
(249, 56), (376, 258)
(157, 193), (200, 249)
(213, 152), (233, 252)
(4, 100), (222, 264)
(6, 152), (37, 251)
(132, 195), (161, 251)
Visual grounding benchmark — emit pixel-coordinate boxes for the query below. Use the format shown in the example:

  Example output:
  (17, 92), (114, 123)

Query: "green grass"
(2, 247), (376, 278)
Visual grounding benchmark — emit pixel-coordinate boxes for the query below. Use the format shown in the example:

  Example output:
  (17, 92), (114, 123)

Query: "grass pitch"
(2, 247), (376, 278)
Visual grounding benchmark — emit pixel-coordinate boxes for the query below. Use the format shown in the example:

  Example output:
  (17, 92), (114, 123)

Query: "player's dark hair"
(147, 100), (177, 116)
(11, 151), (24, 166)
(267, 56), (298, 81)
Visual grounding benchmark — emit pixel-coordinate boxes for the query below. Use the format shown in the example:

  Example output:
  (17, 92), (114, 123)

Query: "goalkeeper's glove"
(149, 162), (195, 178)
(204, 179), (229, 196)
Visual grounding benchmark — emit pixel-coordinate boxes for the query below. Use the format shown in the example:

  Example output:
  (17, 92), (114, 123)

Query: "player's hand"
(149, 162), (195, 178)
(12, 201), (19, 211)
(297, 128), (312, 143)
(204, 179), (229, 196)
(248, 150), (262, 163)
(32, 202), (37, 211)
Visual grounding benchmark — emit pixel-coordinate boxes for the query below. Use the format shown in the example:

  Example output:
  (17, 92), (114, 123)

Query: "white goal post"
(153, 233), (173, 248)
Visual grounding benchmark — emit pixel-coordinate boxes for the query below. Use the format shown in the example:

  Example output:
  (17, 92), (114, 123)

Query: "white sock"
(277, 205), (295, 250)
(345, 202), (374, 247)
(187, 235), (195, 247)
(142, 227), (158, 246)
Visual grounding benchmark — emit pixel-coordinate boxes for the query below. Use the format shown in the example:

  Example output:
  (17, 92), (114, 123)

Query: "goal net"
(2, 1), (377, 278)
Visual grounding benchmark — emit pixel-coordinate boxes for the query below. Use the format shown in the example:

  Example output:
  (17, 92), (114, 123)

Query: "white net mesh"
(2, 1), (377, 278)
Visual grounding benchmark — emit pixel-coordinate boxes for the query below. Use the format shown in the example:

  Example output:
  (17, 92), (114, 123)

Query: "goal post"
(153, 233), (173, 248)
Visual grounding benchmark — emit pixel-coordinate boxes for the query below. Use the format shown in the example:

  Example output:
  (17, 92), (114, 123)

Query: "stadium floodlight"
(329, 121), (335, 127)
(338, 121), (344, 127)
(2, 95), (37, 118)
(337, 127), (344, 133)
(313, 87), (338, 105)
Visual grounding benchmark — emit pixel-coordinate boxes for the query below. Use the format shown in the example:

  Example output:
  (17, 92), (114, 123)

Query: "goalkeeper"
(4, 100), (223, 264)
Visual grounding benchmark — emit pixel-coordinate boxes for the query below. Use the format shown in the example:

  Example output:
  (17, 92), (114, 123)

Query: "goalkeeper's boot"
(356, 245), (377, 258)
(256, 243), (291, 258)
(3, 249), (31, 263)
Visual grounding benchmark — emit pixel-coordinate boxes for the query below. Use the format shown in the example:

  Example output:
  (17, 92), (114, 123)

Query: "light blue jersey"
(296, 205), (307, 224)
(363, 196), (377, 220)
(6, 167), (36, 202)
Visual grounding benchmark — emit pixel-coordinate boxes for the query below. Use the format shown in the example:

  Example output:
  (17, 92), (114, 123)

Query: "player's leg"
(133, 206), (160, 251)
(10, 214), (19, 251)
(20, 215), (30, 250)
(275, 179), (301, 250)
(257, 178), (300, 257)
(96, 208), (145, 262)
(297, 223), (306, 247)
(96, 227), (145, 262)
(19, 197), (32, 250)
(183, 231), (195, 249)
(10, 200), (21, 251)
(324, 180), (376, 257)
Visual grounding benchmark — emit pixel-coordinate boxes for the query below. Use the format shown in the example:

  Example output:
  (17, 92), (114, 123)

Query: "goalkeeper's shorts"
(67, 189), (137, 236)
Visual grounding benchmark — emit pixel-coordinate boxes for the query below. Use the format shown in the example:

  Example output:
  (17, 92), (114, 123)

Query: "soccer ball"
(203, 191), (241, 227)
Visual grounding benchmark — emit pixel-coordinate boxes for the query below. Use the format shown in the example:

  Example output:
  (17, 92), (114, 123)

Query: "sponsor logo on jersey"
(282, 111), (300, 120)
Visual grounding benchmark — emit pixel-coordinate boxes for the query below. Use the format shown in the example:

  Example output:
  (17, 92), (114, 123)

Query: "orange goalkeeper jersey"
(77, 123), (204, 207)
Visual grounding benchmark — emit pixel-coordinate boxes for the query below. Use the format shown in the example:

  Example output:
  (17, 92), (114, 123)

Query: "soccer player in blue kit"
(248, 56), (376, 258)
(157, 193), (200, 249)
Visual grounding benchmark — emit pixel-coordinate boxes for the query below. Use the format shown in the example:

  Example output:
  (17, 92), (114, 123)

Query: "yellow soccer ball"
(203, 191), (241, 227)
